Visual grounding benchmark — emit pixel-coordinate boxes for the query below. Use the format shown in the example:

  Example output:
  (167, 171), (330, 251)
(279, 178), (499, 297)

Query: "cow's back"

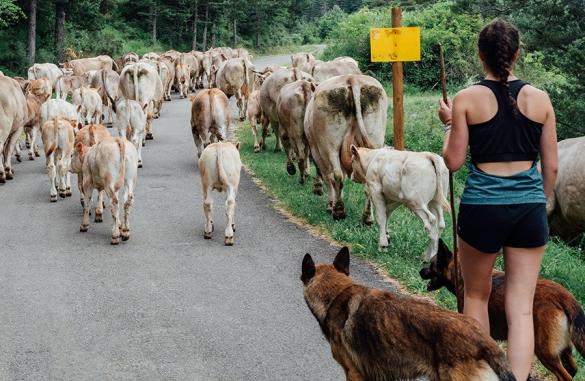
(0, 75), (27, 129)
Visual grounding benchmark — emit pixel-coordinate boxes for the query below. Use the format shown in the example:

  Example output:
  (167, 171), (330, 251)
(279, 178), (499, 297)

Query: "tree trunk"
(27, 0), (37, 66)
(255, 11), (260, 49)
(151, 4), (157, 43)
(202, 1), (209, 50)
(55, 0), (66, 64)
(211, 24), (216, 48)
(232, 18), (237, 47)
(191, 1), (198, 51)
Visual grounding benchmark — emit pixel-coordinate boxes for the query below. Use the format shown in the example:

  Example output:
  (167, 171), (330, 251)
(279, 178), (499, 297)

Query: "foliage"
(0, 0), (23, 28)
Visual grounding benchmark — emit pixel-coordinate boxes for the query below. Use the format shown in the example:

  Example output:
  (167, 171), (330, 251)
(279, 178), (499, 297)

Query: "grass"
(236, 91), (585, 380)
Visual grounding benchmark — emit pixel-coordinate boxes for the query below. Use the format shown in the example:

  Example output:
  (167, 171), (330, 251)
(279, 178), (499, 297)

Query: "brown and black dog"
(420, 239), (585, 381)
(301, 247), (517, 381)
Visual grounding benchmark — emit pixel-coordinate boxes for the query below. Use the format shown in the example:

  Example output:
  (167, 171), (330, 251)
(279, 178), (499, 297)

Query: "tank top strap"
(509, 80), (528, 99)
(476, 79), (508, 109)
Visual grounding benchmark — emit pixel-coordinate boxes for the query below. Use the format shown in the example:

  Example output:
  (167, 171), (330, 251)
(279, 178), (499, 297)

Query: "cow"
(0, 74), (28, 183)
(351, 146), (450, 259)
(70, 123), (110, 220)
(311, 59), (361, 84)
(119, 62), (162, 140)
(175, 64), (191, 99)
(216, 57), (255, 121)
(77, 136), (138, 245)
(55, 74), (88, 100)
(259, 67), (313, 152)
(90, 69), (120, 125)
(208, 50), (229, 88)
(142, 52), (160, 61)
(112, 99), (147, 168)
(27, 63), (63, 92)
(159, 57), (175, 101)
(198, 141), (242, 246)
(547, 137), (585, 243)
(190, 89), (230, 158)
(291, 52), (316, 73)
(62, 55), (119, 76)
(304, 74), (387, 220)
(41, 99), (79, 129)
(72, 87), (103, 125)
(232, 48), (251, 60)
(123, 52), (139, 66)
(277, 79), (316, 185)
(13, 77), (30, 93)
(177, 52), (200, 91)
(40, 118), (75, 202)
(246, 90), (264, 153)
(192, 51), (211, 88)
(16, 78), (52, 162)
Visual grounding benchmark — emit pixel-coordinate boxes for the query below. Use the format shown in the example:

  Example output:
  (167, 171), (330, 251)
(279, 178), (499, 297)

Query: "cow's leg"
(94, 109), (102, 125)
(411, 203), (439, 261)
(145, 103), (154, 140)
(95, 190), (105, 223)
(120, 183), (134, 242)
(31, 126), (40, 158)
(56, 152), (68, 198)
(331, 169), (346, 220)
(283, 136), (296, 176)
(236, 91), (245, 121)
(260, 115), (270, 151)
(273, 121), (283, 153)
(313, 162), (324, 196)
(250, 117), (260, 153)
(108, 102), (113, 125)
(65, 158), (72, 197)
(46, 152), (58, 202)
(203, 185), (214, 239)
(107, 188), (121, 245)
(80, 182), (92, 232)
(193, 133), (204, 159)
(4, 127), (23, 180)
(15, 137), (22, 162)
(132, 131), (143, 168)
(224, 186), (237, 246)
(362, 193), (374, 226)
(371, 190), (389, 250)
(77, 174), (85, 208)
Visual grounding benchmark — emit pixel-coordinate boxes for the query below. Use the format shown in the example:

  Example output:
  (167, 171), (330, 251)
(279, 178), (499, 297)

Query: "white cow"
(41, 118), (75, 202)
(78, 136), (138, 245)
(72, 87), (103, 125)
(350, 146), (450, 259)
(113, 99), (147, 168)
(27, 63), (63, 92)
(41, 99), (79, 129)
(198, 141), (242, 246)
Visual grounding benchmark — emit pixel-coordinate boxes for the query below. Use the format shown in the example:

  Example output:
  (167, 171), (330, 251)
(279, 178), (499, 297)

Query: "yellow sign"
(370, 27), (421, 62)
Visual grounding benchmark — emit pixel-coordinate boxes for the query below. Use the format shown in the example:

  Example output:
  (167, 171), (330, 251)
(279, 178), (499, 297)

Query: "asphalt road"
(0, 53), (390, 381)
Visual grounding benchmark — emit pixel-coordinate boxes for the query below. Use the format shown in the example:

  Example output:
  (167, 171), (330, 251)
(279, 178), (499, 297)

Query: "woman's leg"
(458, 237), (498, 334)
(503, 245), (545, 381)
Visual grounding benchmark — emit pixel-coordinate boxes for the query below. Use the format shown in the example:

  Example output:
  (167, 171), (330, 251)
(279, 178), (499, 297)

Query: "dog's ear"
(333, 247), (350, 276)
(437, 238), (453, 270)
(301, 254), (315, 284)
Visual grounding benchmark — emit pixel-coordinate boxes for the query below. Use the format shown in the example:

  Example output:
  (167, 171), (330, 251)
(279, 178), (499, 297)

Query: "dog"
(420, 239), (585, 381)
(301, 247), (517, 381)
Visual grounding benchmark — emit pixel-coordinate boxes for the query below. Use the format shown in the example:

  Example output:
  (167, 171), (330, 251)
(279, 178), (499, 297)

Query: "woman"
(438, 18), (558, 380)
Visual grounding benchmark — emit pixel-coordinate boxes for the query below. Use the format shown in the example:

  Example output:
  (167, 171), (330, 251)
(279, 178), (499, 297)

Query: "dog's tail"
(571, 304), (585, 357)
(485, 352), (517, 381)
(427, 153), (451, 212)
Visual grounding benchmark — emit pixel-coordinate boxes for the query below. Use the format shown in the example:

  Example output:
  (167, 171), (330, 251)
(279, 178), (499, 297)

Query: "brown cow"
(190, 89), (230, 158)
(41, 118), (75, 202)
(55, 74), (88, 100)
(0, 74), (28, 183)
(16, 78), (52, 162)
(246, 90), (264, 153)
(277, 79), (316, 185)
(304, 74), (387, 220)
(216, 57), (255, 121)
(175, 64), (191, 99)
(291, 52), (316, 73)
(259, 67), (313, 152)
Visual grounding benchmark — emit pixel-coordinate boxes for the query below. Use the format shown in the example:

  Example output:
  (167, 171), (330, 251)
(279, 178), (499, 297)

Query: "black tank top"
(468, 79), (543, 163)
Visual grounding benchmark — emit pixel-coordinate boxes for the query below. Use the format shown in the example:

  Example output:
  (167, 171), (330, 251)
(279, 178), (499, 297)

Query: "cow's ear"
(76, 105), (82, 113)
(235, 142), (241, 151)
(77, 121), (83, 129)
(310, 82), (316, 92)
(350, 144), (359, 159)
(301, 254), (316, 284)
(437, 238), (453, 269)
(333, 247), (350, 276)
(142, 103), (149, 112)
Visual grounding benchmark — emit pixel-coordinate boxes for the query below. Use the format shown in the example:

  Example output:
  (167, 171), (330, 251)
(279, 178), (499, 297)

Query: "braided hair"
(478, 18), (520, 115)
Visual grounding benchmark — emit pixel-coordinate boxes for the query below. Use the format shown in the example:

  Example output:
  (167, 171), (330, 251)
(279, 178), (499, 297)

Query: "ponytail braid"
(478, 18), (520, 116)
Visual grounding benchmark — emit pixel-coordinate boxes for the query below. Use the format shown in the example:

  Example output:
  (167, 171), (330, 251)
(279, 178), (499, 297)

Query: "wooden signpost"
(369, 6), (421, 151)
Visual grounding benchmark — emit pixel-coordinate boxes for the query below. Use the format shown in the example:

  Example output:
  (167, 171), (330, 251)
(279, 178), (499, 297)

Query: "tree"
(55, 0), (66, 63)
(26, 0), (36, 65)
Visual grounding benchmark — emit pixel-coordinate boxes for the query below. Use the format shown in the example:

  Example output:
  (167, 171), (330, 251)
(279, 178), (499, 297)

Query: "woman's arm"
(539, 94), (558, 197)
(439, 93), (469, 171)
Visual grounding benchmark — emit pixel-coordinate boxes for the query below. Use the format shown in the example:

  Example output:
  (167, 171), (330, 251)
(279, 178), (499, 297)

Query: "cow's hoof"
(204, 231), (213, 239)
(232, 224), (236, 232)
(138, 162), (143, 168)
(224, 236), (234, 246)
(25, 142), (31, 149)
(50, 195), (58, 203)
(28, 155), (34, 161)
(0, 177), (5, 184)
(59, 192), (66, 199)
(66, 190), (72, 197)
(378, 245), (388, 253)
(239, 116), (245, 122)
(286, 162), (296, 176)
(362, 216), (373, 226)
(332, 203), (346, 220)
(142, 141), (145, 147)
(146, 133), (153, 140)
(80, 225), (89, 232)
(274, 147), (282, 153)
(5, 172), (13, 180)
(16, 155), (22, 163)
(111, 236), (121, 245)
(95, 213), (103, 223)
(254, 146), (261, 153)
(312, 187), (323, 196)
(35, 151), (40, 157)
(121, 232), (130, 241)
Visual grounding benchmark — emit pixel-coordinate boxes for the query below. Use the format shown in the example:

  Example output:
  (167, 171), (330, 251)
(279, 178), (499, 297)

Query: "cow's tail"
(571, 304), (585, 358)
(88, 124), (96, 146)
(242, 58), (250, 96)
(427, 153), (451, 213)
(104, 70), (117, 114)
(133, 64), (140, 104)
(208, 91), (217, 141)
(46, 118), (58, 157)
(349, 78), (373, 149)
(216, 143), (228, 186)
(115, 137), (126, 191)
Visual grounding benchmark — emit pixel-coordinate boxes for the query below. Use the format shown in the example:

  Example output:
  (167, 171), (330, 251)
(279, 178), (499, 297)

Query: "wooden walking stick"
(438, 44), (463, 313)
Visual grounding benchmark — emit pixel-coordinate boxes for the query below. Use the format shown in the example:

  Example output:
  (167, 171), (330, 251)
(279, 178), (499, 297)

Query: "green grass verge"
(237, 91), (585, 380)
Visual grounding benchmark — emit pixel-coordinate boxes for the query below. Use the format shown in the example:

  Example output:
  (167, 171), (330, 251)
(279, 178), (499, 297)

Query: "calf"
(350, 146), (450, 259)
(70, 124), (110, 221)
(15, 78), (51, 162)
(190, 89), (230, 158)
(41, 99), (79, 130)
(246, 89), (263, 153)
(41, 118), (75, 202)
(113, 99), (147, 168)
(55, 74), (87, 100)
(277, 79), (315, 184)
(77, 136), (138, 245)
(198, 142), (241, 246)
(175, 64), (191, 98)
(72, 87), (103, 125)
